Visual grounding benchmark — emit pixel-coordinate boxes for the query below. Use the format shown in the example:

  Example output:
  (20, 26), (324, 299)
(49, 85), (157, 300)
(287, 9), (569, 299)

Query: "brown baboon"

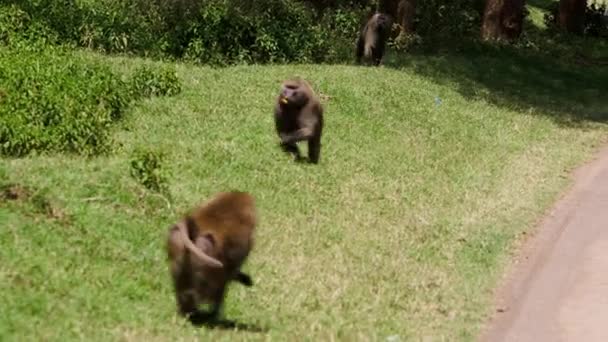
(356, 12), (392, 66)
(166, 191), (256, 322)
(274, 78), (324, 164)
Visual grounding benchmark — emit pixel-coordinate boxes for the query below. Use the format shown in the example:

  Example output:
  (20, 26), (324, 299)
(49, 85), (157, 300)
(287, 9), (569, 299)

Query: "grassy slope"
(1, 7), (608, 342)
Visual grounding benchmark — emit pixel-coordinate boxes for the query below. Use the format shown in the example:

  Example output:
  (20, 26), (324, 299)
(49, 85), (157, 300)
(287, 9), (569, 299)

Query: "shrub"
(413, 0), (484, 46)
(3, 0), (364, 64)
(5, 0), (167, 55)
(544, 1), (608, 37)
(0, 2), (184, 157)
(0, 4), (58, 47)
(0, 45), (129, 157)
(129, 149), (169, 193)
(129, 65), (182, 98)
(310, 7), (365, 62)
(0, 44), (182, 157)
(181, 0), (363, 64)
(584, 2), (608, 37)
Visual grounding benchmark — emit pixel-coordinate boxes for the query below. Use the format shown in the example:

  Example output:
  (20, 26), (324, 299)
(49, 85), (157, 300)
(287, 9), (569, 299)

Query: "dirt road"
(481, 145), (608, 342)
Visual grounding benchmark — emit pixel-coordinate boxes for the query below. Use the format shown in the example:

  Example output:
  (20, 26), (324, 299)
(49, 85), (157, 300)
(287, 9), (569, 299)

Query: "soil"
(480, 145), (608, 342)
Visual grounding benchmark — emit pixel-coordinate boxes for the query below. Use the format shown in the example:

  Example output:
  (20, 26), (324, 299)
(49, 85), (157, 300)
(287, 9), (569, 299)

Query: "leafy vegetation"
(0, 0), (607, 340)
(0, 5), (182, 157)
(2, 0), (365, 64)
(543, 0), (608, 37)
(411, 0), (485, 44)
(128, 65), (182, 99)
(130, 148), (170, 194)
(0, 45), (128, 156)
(0, 4), (58, 47)
(2, 46), (607, 342)
(0, 44), (181, 157)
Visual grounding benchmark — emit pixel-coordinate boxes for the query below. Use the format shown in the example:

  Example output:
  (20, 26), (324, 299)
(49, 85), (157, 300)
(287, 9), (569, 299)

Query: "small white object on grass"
(386, 335), (400, 342)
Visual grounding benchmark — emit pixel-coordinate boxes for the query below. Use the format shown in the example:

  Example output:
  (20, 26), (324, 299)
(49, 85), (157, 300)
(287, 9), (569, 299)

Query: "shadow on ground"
(188, 312), (268, 333)
(383, 39), (608, 128)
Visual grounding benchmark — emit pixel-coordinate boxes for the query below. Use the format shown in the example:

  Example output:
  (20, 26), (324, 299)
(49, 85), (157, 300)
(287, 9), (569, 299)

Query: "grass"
(1, 6), (608, 341)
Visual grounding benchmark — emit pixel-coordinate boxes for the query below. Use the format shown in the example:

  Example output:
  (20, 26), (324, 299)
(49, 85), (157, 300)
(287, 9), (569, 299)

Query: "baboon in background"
(166, 191), (256, 322)
(356, 12), (392, 66)
(274, 78), (324, 164)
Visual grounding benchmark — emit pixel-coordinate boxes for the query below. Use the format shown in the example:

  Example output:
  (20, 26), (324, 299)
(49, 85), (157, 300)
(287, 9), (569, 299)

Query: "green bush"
(544, 1), (608, 37)
(0, 4), (58, 47)
(3, 0), (364, 64)
(129, 65), (182, 98)
(129, 149), (169, 193)
(177, 0), (365, 64)
(0, 45), (129, 157)
(5, 0), (166, 55)
(413, 0), (484, 47)
(0, 44), (183, 157)
(0, 3), (185, 158)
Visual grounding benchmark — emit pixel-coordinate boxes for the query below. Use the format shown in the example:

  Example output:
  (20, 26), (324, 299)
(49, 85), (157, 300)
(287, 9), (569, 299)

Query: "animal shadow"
(189, 312), (267, 333)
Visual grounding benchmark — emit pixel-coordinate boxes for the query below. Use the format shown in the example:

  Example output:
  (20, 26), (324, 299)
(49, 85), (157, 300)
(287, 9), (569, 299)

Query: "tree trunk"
(481, 0), (526, 41)
(397, 0), (417, 34)
(559, 0), (587, 34)
(380, 0), (416, 35)
(379, 0), (399, 18)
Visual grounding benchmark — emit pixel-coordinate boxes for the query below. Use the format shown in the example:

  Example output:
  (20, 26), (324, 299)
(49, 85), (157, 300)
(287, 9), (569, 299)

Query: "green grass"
(1, 38), (608, 341)
(527, 0), (608, 33)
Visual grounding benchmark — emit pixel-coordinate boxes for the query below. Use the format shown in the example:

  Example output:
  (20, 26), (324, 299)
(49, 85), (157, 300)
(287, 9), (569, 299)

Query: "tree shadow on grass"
(383, 41), (608, 128)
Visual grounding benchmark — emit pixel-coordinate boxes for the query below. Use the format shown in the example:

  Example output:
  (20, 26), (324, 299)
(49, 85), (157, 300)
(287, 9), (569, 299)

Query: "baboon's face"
(279, 82), (308, 108)
(377, 16), (388, 25)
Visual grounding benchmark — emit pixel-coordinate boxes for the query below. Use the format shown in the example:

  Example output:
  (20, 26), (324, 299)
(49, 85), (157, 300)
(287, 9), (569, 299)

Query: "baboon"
(166, 191), (256, 322)
(356, 12), (392, 66)
(274, 78), (324, 164)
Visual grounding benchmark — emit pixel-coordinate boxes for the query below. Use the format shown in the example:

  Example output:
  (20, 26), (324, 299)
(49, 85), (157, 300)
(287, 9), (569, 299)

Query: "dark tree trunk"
(379, 0), (399, 18)
(559, 0), (587, 34)
(379, 0), (416, 34)
(481, 0), (526, 41)
(397, 0), (417, 34)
